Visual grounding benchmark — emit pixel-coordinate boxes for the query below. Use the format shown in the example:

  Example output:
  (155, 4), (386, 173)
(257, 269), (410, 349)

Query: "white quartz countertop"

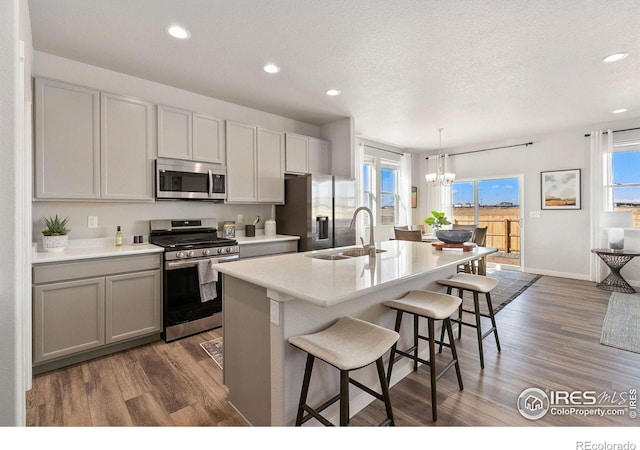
(235, 234), (299, 245)
(32, 243), (164, 264)
(216, 240), (497, 307)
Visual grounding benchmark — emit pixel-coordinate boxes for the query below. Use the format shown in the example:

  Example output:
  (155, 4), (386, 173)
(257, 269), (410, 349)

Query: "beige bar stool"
(436, 273), (501, 369)
(384, 290), (464, 421)
(288, 316), (399, 426)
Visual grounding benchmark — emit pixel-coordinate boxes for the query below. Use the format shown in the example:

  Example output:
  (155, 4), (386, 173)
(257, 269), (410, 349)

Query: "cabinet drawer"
(33, 254), (161, 284)
(239, 241), (298, 259)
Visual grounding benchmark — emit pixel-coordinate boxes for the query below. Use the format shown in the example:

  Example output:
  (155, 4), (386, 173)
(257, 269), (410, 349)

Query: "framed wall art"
(411, 186), (417, 208)
(541, 169), (581, 210)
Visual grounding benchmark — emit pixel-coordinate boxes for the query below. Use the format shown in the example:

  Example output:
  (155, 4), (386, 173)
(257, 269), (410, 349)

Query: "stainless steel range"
(149, 218), (239, 342)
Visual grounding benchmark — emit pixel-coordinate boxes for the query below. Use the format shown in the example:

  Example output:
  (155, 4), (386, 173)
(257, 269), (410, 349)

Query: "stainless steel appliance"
(276, 174), (357, 251)
(155, 158), (226, 201)
(149, 218), (238, 342)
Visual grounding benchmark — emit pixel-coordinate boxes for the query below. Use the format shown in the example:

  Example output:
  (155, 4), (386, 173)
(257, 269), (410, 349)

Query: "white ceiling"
(27, 0), (640, 151)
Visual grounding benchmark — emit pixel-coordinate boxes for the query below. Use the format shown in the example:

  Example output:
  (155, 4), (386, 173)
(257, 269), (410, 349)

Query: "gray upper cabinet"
(257, 127), (285, 203)
(100, 93), (154, 200)
(226, 121), (258, 202)
(285, 133), (331, 175)
(226, 121), (285, 204)
(34, 78), (101, 199)
(193, 113), (225, 164)
(157, 105), (192, 160)
(308, 137), (331, 175)
(34, 78), (154, 201)
(158, 105), (225, 165)
(284, 133), (308, 174)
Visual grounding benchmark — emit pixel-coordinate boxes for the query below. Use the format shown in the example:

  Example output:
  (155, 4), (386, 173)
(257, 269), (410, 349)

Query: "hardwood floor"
(27, 275), (640, 427)
(26, 327), (246, 426)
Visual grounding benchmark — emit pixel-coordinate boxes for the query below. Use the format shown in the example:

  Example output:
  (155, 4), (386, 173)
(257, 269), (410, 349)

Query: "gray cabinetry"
(32, 254), (162, 371)
(34, 77), (101, 199)
(101, 93), (154, 200)
(158, 105), (225, 164)
(34, 77), (154, 201)
(226, 121), (284, 203)
(285, 133), (331, 175)
(33, 277), (105, 363)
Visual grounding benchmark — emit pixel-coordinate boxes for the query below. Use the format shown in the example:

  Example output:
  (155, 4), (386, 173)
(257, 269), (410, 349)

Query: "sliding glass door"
(452, 177), (522, 268)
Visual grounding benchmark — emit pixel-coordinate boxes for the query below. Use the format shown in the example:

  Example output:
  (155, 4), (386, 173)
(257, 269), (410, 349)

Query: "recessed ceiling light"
(326, 89), (341, 96)
(612, 108), (628, 114)
(603, 52), (628, 63)
(167, 25), (191, 40)
(263, 64), (280, 74)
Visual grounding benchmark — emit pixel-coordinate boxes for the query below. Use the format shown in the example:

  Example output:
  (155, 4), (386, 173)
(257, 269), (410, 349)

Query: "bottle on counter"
(115, 226), (123, 246)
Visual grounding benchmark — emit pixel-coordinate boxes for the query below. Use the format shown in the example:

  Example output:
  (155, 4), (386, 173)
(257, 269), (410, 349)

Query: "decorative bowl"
(435, 229), (473, 244)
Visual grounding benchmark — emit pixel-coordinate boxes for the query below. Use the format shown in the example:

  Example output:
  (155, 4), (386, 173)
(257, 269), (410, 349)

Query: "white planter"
(42, 235), (68, 252)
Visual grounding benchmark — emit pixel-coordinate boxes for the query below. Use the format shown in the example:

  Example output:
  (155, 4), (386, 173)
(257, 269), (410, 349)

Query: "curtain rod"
(424, 142), (533, 159)
(362, 144), (404, 156)
(584, 126), (640, 138)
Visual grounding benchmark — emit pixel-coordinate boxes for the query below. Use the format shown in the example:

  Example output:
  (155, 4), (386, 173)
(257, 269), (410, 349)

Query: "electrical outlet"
(529, 211), (541, 219)
(88, 216), (98, 228)
(237, 214), (244, 224)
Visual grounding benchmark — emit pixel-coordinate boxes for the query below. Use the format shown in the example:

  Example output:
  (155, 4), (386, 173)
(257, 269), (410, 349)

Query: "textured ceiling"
(27, 0), (640, 151)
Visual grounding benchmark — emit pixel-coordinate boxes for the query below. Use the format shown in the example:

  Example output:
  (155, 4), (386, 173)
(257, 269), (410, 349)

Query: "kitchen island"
(216, 239), (496, 426)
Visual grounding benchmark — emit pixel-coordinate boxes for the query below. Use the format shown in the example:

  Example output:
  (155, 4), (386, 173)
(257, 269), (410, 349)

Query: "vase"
(42, 235), (68, 252)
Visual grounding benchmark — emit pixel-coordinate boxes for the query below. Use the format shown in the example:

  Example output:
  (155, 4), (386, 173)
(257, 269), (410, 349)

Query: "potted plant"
(423, 210), (451, 231)
(42, 214), (70, 252)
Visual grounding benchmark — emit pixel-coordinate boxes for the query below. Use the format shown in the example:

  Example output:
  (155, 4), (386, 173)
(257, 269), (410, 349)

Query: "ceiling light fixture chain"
(425, 127), (455, 187)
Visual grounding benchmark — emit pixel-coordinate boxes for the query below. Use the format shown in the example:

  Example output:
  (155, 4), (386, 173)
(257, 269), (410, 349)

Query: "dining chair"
(394, 227), (423, 242)
(457, 227), (488, 275)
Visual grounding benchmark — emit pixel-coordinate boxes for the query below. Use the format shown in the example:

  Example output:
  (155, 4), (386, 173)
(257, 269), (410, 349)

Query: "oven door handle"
(165, 255), (238, 270)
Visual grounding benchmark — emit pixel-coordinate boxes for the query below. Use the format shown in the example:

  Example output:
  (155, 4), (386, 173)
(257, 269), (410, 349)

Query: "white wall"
(31, 52), (332, 242)
(1, 0), (32, 426)
(414, 117), (640, 284)
(321, 117), (355, 178)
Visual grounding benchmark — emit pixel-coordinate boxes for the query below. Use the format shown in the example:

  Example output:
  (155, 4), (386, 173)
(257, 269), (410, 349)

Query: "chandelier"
(425, 128), (455, 186)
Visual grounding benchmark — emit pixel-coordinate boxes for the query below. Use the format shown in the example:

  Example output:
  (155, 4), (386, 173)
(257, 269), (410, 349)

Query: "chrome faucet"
(350, 206), (376, 257)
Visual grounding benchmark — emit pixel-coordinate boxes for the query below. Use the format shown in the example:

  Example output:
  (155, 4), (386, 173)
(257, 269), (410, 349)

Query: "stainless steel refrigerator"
(276, 174), (357, 252)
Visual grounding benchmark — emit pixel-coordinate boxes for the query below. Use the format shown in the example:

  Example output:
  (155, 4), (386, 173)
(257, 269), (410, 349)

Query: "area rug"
(600, 292), (640, 354)
(200, 337), (223, 369)
(440, 268), (541, 315)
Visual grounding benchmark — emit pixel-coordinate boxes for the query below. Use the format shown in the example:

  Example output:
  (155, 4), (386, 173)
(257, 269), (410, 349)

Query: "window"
(380, 164), (399, 225)
(610, 147), (640, 226)
(359, 148), (402, 227)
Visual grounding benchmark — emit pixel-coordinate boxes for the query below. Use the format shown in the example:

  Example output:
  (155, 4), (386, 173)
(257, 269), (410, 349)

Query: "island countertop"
(216, 240), (496, 307)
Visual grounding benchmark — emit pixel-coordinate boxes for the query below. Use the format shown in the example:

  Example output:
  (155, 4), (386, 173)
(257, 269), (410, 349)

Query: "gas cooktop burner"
(150, 234), (237, 249)
(149, 218), (239, 260)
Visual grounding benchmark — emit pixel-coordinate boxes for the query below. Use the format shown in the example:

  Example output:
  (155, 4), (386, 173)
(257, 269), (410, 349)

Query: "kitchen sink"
(310, 254), (352, 260)
(307, 248), (387, 260)
(340, 248), (387, 257)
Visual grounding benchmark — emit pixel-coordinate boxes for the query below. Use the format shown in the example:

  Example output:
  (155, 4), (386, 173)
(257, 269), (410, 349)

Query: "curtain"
(354, 143), (365, 242)
(589, 129), (613, 282)
(399, 152), (412, 226)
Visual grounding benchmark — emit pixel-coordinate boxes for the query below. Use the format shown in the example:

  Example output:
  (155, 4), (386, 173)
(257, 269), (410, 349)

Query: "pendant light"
(425, 128), (455, 186)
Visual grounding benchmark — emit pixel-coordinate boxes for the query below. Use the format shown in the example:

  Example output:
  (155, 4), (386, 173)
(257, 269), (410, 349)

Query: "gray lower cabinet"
(32, 254), (162, 370)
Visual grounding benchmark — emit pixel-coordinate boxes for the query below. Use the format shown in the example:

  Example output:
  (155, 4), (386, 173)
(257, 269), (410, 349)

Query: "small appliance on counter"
(276, 174), (357, 251)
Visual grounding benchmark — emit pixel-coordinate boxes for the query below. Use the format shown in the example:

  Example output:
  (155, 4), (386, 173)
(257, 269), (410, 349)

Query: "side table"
(591, 248), (640, 294)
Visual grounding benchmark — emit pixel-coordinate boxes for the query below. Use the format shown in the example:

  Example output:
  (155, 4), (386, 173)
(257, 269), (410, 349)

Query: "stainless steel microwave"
(155, 158), (226, 201)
